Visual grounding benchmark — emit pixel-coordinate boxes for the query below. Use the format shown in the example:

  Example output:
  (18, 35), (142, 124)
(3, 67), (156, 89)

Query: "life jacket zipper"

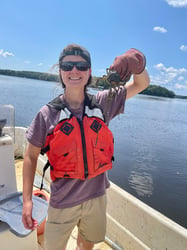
(78, 118), (89, 178)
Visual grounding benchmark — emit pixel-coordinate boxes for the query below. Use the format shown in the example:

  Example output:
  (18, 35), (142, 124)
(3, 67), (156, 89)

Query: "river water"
(1, 75), (187, 228)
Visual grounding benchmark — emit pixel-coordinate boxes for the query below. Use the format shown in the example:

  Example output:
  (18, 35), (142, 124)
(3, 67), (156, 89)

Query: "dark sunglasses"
(60, 61), (90, 71)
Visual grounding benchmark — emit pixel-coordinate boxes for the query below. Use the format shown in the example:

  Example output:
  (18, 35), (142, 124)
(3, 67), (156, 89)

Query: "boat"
(0, 105), (187, 250)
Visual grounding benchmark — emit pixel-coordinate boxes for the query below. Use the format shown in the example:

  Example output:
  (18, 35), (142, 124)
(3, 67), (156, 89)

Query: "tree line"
(1, 69), (186, 98)
(0, 69), (59, 82)
(93, 75), (176, 98)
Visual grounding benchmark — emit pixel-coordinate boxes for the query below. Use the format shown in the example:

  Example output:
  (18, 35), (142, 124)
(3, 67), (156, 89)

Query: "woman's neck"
(64, 89), (85, 109)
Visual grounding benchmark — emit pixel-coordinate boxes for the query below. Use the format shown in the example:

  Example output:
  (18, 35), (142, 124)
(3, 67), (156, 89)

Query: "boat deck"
(15, 160), (112, 250)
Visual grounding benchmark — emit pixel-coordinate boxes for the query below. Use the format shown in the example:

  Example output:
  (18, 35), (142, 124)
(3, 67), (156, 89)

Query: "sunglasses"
(60, 61), (90, 71)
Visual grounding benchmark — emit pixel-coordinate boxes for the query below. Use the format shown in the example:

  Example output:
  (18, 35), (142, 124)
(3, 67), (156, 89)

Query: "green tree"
(140, 85), (175, 98)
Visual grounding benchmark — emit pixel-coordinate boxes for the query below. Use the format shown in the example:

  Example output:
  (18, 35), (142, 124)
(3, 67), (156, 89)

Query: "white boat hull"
(12, 127), (187, 249)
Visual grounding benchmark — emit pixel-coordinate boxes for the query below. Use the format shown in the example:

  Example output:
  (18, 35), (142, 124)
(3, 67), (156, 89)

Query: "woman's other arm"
(22, 143), (41, 230)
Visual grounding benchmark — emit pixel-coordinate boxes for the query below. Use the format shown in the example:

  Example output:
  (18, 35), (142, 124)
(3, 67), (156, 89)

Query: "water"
(108, 96), (187, 228)
(1, 75), (187, 228)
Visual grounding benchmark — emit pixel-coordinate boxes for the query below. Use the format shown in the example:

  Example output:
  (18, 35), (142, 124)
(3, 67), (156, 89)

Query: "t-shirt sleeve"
(96, 86), (127, 125)
(26, 105), (60, 148)
(26, 111), (48, 148)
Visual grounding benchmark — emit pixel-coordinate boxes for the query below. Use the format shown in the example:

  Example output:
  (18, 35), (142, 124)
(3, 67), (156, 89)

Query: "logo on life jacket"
(90, 120), (102, 133)
(60, 122), (74, 135)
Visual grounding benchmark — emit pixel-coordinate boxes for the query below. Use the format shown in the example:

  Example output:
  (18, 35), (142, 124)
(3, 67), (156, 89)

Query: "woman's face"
(60, 55), (91, 90)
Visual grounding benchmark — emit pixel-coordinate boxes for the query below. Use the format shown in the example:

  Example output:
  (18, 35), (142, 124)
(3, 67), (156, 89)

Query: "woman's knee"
(76, 233), (94, 250)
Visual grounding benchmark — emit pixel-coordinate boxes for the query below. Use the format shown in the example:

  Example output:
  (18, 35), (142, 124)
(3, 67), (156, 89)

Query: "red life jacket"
(41, 94), (114, 182)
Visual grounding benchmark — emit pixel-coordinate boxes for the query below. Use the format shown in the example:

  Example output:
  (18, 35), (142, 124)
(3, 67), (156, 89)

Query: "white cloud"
(175, 83), (187, 90)
(180, 45), (187, 52)
(152, 63), (187, 94)
(153, 26), (168, 33)
(0, 49), (14, 58)
(154, 63), (187, 75)
(178, 76), (184, 81)
(165, 0), (187, 7)
(38, 63), (43, 66)
(24, 60), (31, 64)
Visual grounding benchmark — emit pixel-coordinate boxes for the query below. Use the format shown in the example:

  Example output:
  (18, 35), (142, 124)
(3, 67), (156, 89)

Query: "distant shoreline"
(0, 69), (187, 99)
(174, 95), (187, 99)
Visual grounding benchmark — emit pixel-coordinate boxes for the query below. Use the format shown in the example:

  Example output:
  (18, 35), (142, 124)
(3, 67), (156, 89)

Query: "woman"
(22, 44), (150, 250)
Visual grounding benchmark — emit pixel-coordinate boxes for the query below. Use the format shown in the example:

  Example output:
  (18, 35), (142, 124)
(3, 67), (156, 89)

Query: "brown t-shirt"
(26, 87), (126, 208)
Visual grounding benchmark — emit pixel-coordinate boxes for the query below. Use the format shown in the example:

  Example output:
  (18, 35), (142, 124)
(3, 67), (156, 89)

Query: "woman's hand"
(22, 199), (38, 230)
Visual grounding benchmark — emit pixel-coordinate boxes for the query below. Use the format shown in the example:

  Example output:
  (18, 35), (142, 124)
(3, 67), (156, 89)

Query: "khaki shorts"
(44, 195), (107, 250)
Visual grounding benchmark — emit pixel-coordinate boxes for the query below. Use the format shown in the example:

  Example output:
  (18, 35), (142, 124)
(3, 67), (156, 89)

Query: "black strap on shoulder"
(48, 93), (101, 113)
(47, 94), (66, 110)
(85, 93), (97, 107)
(85, 93), (106, 122)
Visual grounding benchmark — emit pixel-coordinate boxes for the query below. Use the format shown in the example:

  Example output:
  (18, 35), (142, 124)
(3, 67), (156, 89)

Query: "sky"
(0, 0), (187, 95)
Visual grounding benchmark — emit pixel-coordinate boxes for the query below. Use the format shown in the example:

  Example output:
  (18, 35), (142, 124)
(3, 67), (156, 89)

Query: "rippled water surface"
(109, 95), (187, 228)
(1, 75), (187, 228)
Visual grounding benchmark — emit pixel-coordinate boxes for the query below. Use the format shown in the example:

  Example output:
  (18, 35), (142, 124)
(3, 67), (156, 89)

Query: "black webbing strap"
(40, 145), (50, 155)
(40, 160), (50, 190)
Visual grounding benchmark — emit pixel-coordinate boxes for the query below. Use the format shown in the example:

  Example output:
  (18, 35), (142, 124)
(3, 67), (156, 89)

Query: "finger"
(27, 219), (38, 230)
(33, 219), (38, 228)
(22, 215), (34, 230)
(122, 71), (132, 82)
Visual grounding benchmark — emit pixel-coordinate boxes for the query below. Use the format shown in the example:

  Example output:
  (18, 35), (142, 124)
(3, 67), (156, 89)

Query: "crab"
(96, 68), (126, 91)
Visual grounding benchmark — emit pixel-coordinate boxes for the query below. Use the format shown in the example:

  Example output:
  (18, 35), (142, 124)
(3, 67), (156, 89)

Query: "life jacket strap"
(40, 145), (50, 155)
(40, 160), (50, 190)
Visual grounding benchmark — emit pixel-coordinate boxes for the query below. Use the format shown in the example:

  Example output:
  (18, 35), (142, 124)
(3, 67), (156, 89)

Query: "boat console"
(0, 105), (48, 250)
